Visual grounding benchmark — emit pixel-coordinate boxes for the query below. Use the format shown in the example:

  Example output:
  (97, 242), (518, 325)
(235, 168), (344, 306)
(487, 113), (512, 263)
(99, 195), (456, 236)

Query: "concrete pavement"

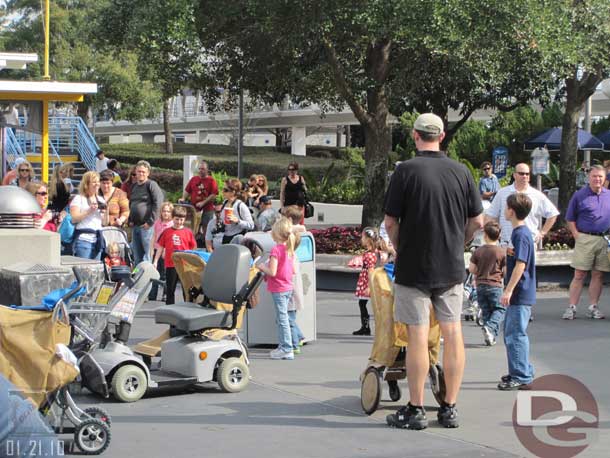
(69, 289), (610, 458)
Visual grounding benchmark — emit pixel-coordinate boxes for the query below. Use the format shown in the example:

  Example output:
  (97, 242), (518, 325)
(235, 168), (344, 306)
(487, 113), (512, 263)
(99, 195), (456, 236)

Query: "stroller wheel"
(218, 357), (250, 393)
(429, 364), (447, 407)
(74, 418), (111, 455)
(475, 307), (484, 327)
(361, 367), (381, 415)
(388, 380), (401, 402)
(82, 407), (112, 427)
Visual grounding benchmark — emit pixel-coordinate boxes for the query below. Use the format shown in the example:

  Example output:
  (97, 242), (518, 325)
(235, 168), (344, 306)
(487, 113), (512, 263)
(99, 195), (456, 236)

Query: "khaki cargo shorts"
(571, 233), (610, 272)
(394, 283), (463, 326)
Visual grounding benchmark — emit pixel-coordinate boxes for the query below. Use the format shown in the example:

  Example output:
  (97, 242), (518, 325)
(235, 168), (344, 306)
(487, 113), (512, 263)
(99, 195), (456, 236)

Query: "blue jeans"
(503, 305), (534, 384)
(271, 291), (293, 353)
(131, 225), (154, 265)
(477, 284), (505, 336)
(288, 310), (304, 350)
(73, 238), (100, 260)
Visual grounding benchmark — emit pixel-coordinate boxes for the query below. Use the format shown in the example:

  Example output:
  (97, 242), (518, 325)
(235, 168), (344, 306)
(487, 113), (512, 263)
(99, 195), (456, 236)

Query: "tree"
(196, 0), (557, 226)
(98, 0), (209, 153)
(0, 0), (162, 123)
(535, 0), (610, 213)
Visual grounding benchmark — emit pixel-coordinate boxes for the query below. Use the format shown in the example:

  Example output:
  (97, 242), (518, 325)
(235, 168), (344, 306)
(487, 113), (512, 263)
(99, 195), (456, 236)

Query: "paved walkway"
(70, 289), (609, 458)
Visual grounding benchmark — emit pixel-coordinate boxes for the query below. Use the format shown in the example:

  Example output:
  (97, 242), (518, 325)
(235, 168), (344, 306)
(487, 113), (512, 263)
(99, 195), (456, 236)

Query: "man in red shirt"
(153, 206), (196, 304)
(179, 161), (218, 241)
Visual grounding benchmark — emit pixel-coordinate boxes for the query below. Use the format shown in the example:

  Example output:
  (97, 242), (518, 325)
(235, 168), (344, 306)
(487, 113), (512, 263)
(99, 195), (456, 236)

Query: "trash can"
(242, 231), (317, 345)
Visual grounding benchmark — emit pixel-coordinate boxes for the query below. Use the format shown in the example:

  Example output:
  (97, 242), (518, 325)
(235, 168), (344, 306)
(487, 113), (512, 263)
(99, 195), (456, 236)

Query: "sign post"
(492, 146), (509, 179)
(531, 146), (550, 249)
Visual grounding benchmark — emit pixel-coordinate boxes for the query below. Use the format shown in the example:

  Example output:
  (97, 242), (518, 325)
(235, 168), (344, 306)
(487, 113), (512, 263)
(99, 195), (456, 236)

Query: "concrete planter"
(316, 250), (575, 291)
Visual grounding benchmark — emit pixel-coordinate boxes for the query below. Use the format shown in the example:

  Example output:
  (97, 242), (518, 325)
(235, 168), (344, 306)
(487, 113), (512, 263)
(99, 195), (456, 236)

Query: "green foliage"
(499, 167), (515, 187)
(592, 116), (610, 136)
(0, 0), (161, 121)
(446, 121), (490, 166)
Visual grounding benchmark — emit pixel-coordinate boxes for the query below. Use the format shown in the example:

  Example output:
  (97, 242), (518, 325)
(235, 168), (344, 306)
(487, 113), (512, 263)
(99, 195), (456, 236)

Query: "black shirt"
(384, 151), (483, 289)
(284, 175), (305, 206)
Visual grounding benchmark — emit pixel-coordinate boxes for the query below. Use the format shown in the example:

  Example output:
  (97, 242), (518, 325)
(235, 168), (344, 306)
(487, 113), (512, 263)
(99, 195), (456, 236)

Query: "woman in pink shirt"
(257, 217), (297, 360)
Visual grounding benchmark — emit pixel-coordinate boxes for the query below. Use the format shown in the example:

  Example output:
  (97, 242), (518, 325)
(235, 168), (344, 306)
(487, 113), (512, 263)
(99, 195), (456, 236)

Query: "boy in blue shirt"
(498, 193), (536, 390)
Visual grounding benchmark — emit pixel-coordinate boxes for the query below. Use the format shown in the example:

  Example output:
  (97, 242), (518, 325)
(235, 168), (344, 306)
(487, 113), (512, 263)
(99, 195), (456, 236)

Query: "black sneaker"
(500, 374), (511, 383)
(497, 379), (531, 391)
(437, 403), (459, 428)
(386, 403), (428, 430)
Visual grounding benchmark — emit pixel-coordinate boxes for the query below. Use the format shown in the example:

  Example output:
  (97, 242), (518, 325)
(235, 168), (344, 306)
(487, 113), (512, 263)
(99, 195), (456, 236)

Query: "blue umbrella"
(523, 127), (604, 150)
(597, 130), (610, 151)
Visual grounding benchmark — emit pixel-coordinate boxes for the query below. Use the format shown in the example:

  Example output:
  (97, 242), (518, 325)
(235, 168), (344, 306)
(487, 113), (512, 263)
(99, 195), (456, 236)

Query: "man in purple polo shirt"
(563, 165), (610, 320)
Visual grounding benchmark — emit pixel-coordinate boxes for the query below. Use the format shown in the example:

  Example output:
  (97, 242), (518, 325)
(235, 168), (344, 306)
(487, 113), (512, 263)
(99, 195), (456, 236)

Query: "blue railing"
(5, 128), (27, 169)
(48, 116), (98, 171)
(4, 116), (98, 173)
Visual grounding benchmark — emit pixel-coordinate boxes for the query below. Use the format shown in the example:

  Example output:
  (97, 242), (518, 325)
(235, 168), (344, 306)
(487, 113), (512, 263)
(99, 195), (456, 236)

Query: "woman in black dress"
(280, 162), (307, 223)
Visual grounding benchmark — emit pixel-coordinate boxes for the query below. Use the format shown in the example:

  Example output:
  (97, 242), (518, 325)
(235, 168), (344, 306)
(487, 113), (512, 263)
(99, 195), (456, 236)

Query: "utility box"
(241, 232), (317, 346)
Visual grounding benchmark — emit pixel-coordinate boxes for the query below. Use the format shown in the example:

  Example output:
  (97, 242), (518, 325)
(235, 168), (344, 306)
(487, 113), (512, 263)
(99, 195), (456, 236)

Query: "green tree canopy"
(196, 0), (559, 226)
(0, 0), (161, 122)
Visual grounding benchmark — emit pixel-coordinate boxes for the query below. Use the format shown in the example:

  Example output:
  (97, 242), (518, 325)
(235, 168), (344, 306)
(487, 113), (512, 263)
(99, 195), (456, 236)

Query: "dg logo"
(512, 374), (599, 458)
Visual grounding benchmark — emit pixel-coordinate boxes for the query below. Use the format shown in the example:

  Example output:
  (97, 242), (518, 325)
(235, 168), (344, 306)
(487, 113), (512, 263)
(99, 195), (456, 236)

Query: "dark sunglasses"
(287, 168), (296, 172)
(223, 187), (233, 192)
(516, 171), (530, 176)
(19, 168), (30, 172)
(482, 167), (491, 170)
(36, 191), (48, 196)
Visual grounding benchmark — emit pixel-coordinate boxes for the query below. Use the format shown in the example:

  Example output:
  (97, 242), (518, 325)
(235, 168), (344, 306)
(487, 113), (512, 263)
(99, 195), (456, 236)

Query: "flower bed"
(310, 226), (363, 254)
(542, 227), (574, 250)
(312, 225), (576, 254)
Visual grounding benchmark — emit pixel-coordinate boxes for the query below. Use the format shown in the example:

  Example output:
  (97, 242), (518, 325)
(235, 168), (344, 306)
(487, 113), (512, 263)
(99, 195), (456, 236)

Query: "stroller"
(462, 271), (483, 325)
(98, 226), (134, 284)
(0, 270), (113, 455)
(360, 266), (446, 415)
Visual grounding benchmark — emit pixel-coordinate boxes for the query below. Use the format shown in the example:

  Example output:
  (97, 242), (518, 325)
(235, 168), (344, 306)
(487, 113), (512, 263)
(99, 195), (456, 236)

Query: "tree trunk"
(362, 119), (391, 228)
(558, 70), (602, 214)
(163, 98), (173, 154)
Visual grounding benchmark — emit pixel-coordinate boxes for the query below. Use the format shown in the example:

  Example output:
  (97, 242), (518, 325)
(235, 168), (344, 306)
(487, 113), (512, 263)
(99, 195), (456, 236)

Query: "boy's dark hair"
(107, 159), (118, 170)
(483, 221), (501, 241)
(506, 192), (532, 220)
(173, 206), (187, 218)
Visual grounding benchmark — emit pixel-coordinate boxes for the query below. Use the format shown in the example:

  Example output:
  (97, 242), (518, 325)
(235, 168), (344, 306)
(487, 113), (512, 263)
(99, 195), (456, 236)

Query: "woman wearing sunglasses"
(280, 162), (307, 223)
(121, 165), (138, 199)
(218, 179), (254, 244)
(26, 181), (57, 232)
(9, 160), (36, 189)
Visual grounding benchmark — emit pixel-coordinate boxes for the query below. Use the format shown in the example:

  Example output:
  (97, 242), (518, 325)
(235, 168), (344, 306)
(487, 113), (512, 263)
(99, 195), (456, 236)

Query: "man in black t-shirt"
(384, 113), (483, 431)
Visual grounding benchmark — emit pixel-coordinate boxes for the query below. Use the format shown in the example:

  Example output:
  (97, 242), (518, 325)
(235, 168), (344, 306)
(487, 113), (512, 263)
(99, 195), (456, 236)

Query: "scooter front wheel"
(217, 357), (250, 393)
(111, 364), (147, 403)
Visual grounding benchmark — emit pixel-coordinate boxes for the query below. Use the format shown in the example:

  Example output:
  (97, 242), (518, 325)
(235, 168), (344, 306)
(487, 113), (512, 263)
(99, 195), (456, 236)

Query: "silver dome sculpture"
(0, 185), (42, 228)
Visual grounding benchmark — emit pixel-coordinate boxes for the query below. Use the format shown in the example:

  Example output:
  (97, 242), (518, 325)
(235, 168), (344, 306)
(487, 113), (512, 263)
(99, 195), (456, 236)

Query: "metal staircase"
(5, 116), (99, 184)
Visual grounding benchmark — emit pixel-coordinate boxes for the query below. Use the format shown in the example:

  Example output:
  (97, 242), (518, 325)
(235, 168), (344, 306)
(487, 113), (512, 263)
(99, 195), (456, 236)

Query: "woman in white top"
(70, 171), (108, 260)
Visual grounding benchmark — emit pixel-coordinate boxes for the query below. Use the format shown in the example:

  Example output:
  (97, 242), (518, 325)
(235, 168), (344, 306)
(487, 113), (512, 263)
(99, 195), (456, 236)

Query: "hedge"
(103, 143), (348, 187)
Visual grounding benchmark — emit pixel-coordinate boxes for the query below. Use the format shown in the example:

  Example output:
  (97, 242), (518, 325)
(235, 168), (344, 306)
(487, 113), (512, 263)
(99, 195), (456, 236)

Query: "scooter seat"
(155, 302), (231, 332)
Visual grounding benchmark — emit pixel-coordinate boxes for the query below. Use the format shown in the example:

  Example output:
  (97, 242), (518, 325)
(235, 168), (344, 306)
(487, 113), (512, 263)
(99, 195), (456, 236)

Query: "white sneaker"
(562, 306), (576, 320)
(270, 348), (294, 360)
(587, 305), (605, 320)
(482, 326), (496, 346)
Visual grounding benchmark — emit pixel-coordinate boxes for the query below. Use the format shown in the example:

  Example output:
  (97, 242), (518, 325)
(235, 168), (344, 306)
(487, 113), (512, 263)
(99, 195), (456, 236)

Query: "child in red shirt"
(105, 241), (127, 268)
(153, 206), (196, 304)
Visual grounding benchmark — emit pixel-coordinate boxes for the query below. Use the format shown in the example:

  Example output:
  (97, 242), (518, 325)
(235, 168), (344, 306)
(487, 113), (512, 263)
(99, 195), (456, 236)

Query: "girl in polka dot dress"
(353, 227), (390, 336)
